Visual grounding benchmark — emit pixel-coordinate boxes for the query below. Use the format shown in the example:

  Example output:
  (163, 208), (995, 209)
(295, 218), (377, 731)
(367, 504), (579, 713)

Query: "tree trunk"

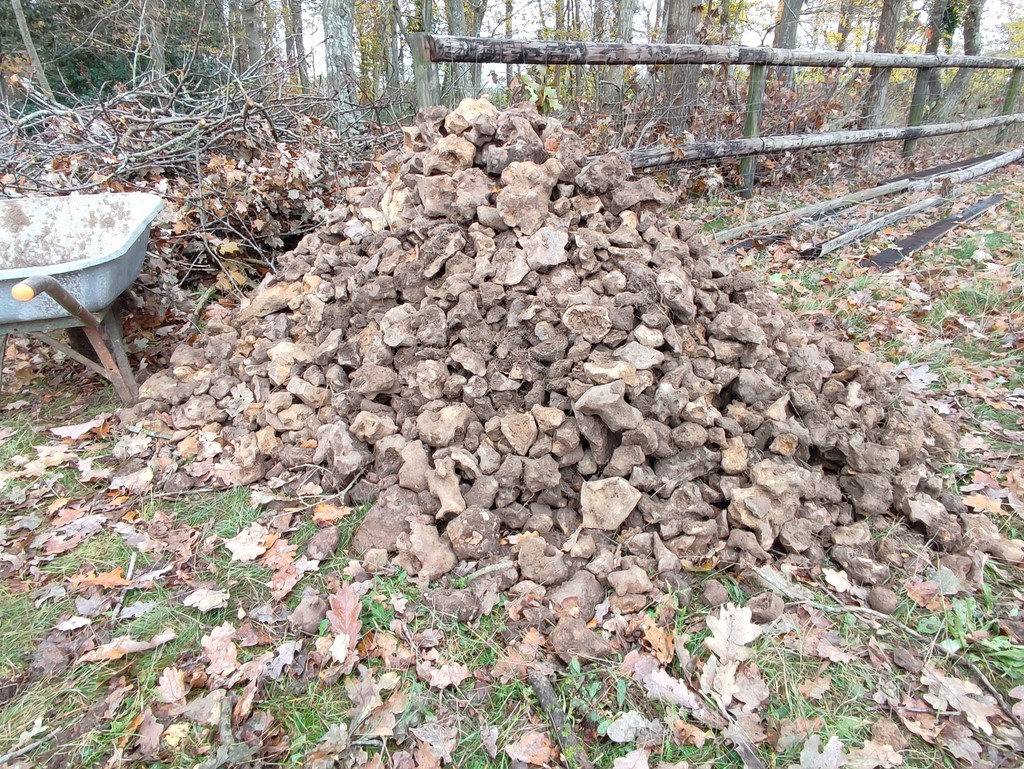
(859, 0), (903, 130)
(772, 0), (803, 49)
(10, 0), (55, 99)
(929, 0), (984, 122)
(241, 0), (264, 76)
(467, 0), (488, 94)
(283, 0), (309, 87)
(771, 0), (803, 85)
(604, 0), (637, 110)
(324, 0), (357, 113)
(663, 0), (701, 134)
(386, 1), (402, 96)
(505, 0), (514, 93)
(835, 0), (855, 51)
(446, 0), (469, 101)
(145, 0), (166, 77)
(922, 0), (948, 107)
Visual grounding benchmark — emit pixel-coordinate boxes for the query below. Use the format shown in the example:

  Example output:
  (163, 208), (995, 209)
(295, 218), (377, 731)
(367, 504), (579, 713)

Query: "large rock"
(581, 478), (642, 530)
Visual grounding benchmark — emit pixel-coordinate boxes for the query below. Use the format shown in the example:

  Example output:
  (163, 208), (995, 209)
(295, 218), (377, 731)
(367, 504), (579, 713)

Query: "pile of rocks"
(122, 98), (1018, 613)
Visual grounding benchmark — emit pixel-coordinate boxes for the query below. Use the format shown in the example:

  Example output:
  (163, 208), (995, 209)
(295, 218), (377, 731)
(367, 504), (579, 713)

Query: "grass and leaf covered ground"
(1, 164), (1023, 769)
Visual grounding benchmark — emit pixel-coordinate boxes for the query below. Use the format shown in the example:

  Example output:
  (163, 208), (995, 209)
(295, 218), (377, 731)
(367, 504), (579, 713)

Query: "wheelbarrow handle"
(11, 275), (102, 330)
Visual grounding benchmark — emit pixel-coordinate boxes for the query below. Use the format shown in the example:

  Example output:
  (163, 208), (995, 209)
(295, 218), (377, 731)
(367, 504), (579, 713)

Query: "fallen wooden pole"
(527, 671), (595, 769)
(627, 113), (1024, 168)
(862, 194), (1004, 269)
(426, 35), (1024, 70)
(908, 146), (1024, 189)
(810, 196), (944, 258)
(716, 146), (1024, 243)
(714, 179), (912, 243)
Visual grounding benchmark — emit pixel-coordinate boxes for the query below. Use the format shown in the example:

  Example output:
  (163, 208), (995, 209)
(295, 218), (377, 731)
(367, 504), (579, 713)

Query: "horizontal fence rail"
(425, 35), (1024, 70)
(411, 34), (1024, 188)
(626, 113), (1024, 167)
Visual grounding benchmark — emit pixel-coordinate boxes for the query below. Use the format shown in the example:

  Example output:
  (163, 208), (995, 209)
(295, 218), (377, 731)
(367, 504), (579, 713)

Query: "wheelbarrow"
(0, 192), (164, 404)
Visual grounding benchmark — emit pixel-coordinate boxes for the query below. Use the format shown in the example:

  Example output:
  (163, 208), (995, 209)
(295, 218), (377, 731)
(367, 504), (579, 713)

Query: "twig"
(527, 670), (595, 769)
(464, 559), (515, 584)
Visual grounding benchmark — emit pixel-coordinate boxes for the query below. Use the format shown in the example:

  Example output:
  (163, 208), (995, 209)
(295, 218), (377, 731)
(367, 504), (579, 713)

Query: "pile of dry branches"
(0, 75), (395, 287)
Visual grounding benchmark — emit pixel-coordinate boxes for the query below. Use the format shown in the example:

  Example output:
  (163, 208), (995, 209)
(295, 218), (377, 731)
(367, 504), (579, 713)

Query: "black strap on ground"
(725, 233), (786, 254)
(861, 194), (1004, 269)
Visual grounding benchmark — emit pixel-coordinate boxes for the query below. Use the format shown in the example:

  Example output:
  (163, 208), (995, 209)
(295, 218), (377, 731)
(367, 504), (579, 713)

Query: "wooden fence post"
(997, 67), (1023, 144)
(902, 67), (933, 158)
(739, 63), (767, 198)
(411, 33), (441, 111)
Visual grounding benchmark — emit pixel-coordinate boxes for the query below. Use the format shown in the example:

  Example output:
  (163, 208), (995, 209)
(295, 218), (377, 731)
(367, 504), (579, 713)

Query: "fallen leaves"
(183, 587), (230, 612)
(504, 730), (558, 765)
(222, 522), (271, 562)
(77, 628), (176, 665)
(326, 583), (363, 673)
(920, 664), (999, 735)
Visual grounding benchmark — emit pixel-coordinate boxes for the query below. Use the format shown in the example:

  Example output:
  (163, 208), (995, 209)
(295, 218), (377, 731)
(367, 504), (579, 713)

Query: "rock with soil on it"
(747, 592), (784, 624)
(289, 593), (328, 634)
(580, 478), (642, 531)
(548, 616), (616, 663)
(306, 526), (340, 561)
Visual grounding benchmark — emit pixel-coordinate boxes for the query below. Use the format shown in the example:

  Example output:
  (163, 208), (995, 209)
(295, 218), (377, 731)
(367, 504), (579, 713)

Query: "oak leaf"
(920, 664), (998, 734)
(222, 522), (270, 561)
(504, 730), (558, 765)
(183, 588), (230, 612)
(612, 748), (650, 769)
(789, 735), (847, 769)
(155, 667), (188, 704)
(705, 604), (762, 662)
(77, 628), (176, 664)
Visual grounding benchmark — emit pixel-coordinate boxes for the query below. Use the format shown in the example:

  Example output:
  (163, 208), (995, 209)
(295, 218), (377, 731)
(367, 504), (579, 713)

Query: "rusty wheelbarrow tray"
(0, 192), (164, 403)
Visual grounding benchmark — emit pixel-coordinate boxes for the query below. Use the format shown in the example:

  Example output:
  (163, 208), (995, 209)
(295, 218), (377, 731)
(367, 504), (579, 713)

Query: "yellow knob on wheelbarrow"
(12, 283), (36, 302)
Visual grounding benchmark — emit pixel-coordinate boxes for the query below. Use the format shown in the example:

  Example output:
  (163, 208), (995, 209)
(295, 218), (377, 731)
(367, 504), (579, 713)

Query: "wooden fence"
(410, 34), (1024, 193)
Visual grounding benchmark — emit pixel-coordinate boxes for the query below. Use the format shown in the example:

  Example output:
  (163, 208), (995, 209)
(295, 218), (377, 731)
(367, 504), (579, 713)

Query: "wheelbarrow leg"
(11, 275), (138, 404)
(102, 304), (139, 403)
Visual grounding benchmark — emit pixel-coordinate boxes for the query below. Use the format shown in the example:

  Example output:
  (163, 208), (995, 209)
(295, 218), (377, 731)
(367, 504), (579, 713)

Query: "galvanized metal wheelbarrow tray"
(0, 192), (164, 403)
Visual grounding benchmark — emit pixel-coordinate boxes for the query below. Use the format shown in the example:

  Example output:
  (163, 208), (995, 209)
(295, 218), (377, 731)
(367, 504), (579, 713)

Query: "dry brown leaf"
(962, 494), (1002, 514)
(222, 522), (270, 561)
(259, 538), (296, 570)
(789, 735), (846, 769)
(136, 709), (164, 757)
(504, 730), (559, 765)
(642, 622), (675, 664)
(77, 628), (176, 664)
(70, 568), (131, 590)
(426, 662), (471, 690)
(705, 604), (762, 662)
(268, 563), (302, 601)
(847, 739), (904, 768)
(313, 501), (352, 526)
(155, 667), (188, 705)
(798, 676), (832, 701)
(50, 413), (109, 440)
(613, 748), (650, 769)
(920, 664), (999, 735)
(327, 583), (363, 671)
(201, 622), (239, 681)
(182, 588), (230, 612)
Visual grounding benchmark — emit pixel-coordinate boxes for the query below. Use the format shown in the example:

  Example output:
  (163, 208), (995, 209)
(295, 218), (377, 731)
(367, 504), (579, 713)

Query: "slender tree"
(663, 0), (701, 133)
(859, 0), (904, 129)
(10, 0), (55, 98)
(929, 0), (984, 121)
(324, 0), (357, 110)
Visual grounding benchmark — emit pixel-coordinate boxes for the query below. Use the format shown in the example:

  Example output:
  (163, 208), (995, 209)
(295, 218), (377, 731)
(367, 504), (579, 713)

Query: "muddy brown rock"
(306, 526), (340, 561)
(549, 616), (616, 663)
(289, 593), (328, 635)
